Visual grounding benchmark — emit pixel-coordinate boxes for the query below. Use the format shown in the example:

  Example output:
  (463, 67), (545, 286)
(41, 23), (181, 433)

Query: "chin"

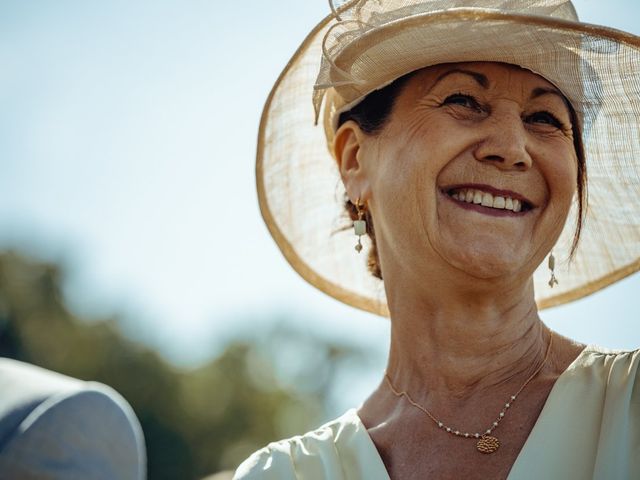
(446, 244), (528, 280)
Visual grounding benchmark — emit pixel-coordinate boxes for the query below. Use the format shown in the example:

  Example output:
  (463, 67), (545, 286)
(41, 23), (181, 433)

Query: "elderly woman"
(236, 1), (640, 478)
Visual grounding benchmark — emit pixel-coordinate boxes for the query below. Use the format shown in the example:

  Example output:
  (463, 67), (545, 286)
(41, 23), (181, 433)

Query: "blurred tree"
(0, 251), (372, 479)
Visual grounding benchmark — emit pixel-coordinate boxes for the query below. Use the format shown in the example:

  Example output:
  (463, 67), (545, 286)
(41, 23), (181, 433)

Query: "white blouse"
(234, 346), (640, 479)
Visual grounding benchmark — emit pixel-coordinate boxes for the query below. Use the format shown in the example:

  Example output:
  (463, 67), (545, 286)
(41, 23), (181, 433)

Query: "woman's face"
(340, 62), (578, 281)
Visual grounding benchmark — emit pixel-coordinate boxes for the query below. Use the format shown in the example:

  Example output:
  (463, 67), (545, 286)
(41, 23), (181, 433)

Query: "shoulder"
(576, 344), (640, 374)
(0, 358), (145, 480)
(233, 409), (372, 480)
(561, 345), (640, 410)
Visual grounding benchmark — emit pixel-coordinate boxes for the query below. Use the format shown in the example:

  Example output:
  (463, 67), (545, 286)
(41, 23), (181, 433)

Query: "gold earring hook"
(353, 197), (367, 253)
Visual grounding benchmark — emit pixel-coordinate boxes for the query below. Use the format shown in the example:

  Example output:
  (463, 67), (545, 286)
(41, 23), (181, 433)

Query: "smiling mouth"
(444, 186), (534, 213)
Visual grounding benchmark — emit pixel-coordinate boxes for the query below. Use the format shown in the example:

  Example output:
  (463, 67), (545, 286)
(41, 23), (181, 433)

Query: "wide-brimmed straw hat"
(257, 0), (640, 317)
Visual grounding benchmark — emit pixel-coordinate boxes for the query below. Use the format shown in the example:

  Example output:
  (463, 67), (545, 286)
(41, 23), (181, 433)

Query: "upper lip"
(442, 183), (536, 208)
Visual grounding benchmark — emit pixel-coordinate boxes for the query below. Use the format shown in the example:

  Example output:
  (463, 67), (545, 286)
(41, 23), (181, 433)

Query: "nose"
(473, 107), (532, 171)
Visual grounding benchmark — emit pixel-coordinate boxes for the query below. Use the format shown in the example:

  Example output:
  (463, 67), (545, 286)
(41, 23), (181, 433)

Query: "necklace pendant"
(476, 435), (500, 454)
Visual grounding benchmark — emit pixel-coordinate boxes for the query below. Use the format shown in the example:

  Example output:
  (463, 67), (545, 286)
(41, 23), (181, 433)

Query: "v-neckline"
(348, 345), (595, 480)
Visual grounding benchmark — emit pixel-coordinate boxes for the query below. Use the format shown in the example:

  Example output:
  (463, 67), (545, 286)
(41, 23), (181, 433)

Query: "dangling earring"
(548, 251), (559, 288)
(353, 198), (366, 253)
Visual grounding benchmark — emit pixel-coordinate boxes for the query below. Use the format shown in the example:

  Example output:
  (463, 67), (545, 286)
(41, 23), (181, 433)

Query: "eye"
(526, 111), (564, 129)
(442, 93), (483, 111)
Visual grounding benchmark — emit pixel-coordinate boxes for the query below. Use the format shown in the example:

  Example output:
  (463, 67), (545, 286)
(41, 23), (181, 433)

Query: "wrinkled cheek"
(557, 168), (578, 215)
(374, 162), (430, 252)
(544, 149), (578, 213)
(547, 183), (577, 242)
(398, 159), (437, 221)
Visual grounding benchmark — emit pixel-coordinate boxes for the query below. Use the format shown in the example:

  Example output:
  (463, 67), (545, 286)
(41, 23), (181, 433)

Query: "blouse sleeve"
(233, 408), (389, 480)
(233, 441), (301, 480)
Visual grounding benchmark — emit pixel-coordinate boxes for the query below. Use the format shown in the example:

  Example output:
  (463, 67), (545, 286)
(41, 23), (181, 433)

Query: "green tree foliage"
(0, 251), (371, 479)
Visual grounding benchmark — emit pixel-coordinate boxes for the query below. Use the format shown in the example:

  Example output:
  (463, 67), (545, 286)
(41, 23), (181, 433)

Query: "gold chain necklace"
(384, 332), (553, 454)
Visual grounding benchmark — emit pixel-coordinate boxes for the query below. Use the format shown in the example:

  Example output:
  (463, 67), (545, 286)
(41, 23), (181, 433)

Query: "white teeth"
(449, 188), (526, 213)
(465, 190), (474, 202)
(505, 197), (514, 210)
(513, 199), (522, 212)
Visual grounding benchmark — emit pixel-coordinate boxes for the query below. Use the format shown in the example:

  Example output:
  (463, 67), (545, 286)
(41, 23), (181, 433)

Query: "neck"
(384, 273), (550, 407)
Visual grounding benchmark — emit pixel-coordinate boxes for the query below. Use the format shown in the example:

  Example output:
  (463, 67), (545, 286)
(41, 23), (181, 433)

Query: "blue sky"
(1, 0), (639, 371)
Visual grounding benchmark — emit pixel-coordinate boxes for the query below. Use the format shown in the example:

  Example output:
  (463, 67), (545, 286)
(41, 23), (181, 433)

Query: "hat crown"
(315, 0), (579, 119)
(332, 0), (578, 22)
(260, 0), (640, 316)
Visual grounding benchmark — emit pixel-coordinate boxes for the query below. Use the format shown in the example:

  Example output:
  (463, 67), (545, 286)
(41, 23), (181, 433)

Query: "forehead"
(406, 61), (560, 96)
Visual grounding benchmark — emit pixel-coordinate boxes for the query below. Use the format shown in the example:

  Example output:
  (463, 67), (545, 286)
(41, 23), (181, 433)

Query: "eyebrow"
(530, 86), (567, 103)
(430, 69), (489, 91)
(429, 70), (572, 113)
(431, 70), (567, 102)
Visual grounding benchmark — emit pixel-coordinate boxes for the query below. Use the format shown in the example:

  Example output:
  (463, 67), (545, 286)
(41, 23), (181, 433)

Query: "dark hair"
(339, 72), (415, 280)
(338, 72), (415, 134)
(339, 72), (588, 281)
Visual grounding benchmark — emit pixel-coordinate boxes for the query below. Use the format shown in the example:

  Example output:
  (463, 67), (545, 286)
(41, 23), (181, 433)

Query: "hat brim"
(257, 9), (640, 317)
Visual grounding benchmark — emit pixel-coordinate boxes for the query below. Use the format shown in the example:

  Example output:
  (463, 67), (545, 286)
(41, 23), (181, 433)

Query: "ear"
(333, 120), (372, 203)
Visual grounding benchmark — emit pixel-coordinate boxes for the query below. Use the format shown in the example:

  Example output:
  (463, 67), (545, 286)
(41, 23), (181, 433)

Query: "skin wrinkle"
(520, 93), (577, 270)
(433, 68), (490, 89)
(421, 71), (575, 139)
(386, 104), (437, 271)
(456, 318), (542, 393)
(411, 317), (543, 397)
(450, 76), (572, 274)
(412, 107), (538, 280)
(383, 279), (542, 403)
(338, 62), (588, 276)
(406, 69), (573, 284)
(418, 94), (504, 278)
(334, 65), (586, 451)
(375, 80), (461, 282)
(350, 70), (572, 284)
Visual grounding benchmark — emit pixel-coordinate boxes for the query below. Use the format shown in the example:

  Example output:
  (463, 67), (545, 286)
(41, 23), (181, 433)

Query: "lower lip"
(441, 191), (527, 217)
